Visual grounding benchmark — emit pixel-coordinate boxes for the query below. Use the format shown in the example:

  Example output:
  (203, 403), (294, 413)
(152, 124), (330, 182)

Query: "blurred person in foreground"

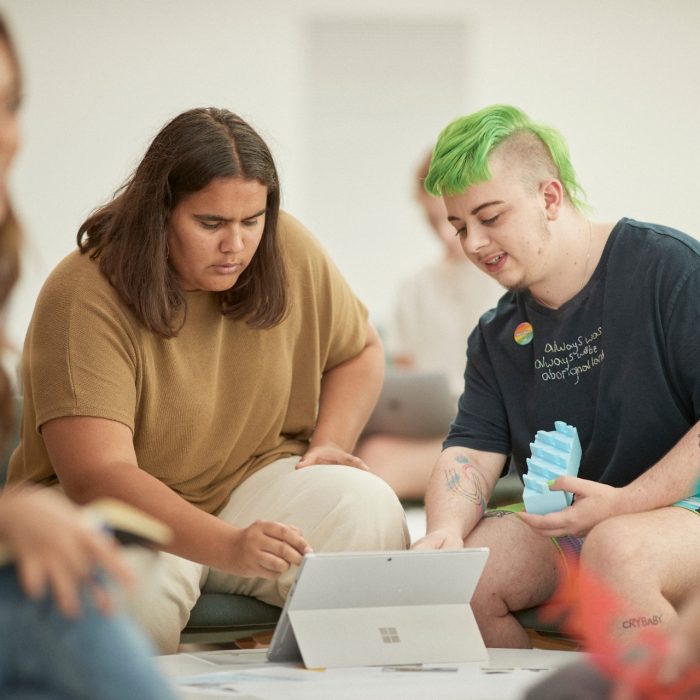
(0, 12), (176, 699)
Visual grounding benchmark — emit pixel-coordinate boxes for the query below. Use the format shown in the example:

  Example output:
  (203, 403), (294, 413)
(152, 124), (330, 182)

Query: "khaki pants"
(125, 457), (409, 653)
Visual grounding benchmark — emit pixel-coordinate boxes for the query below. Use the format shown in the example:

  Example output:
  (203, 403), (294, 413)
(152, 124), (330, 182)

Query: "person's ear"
(540, 179), (564, 221)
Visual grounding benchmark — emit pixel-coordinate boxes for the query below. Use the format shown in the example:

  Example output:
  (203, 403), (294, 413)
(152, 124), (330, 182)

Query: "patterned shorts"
(673, 494), (700, 514)
(485, 502), (584, 569)
(488, 495), (700, 567)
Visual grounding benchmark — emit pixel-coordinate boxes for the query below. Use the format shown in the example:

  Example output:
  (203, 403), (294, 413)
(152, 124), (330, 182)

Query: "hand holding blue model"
(523, 421), (581, 515)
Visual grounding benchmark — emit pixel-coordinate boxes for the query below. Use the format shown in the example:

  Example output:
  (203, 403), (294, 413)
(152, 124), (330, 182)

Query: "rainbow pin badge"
(514, 321), (533, 346)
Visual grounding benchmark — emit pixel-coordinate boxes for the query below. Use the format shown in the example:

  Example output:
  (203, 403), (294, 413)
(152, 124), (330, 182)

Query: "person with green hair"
(414, 104), (700, 653)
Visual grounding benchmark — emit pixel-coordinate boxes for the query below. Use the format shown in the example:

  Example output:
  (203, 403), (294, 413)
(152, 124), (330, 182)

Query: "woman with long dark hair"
(8, 105), (408, 652)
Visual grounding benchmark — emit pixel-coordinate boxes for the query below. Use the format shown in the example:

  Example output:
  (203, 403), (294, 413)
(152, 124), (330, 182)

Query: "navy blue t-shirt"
(445, 218), (700, 487)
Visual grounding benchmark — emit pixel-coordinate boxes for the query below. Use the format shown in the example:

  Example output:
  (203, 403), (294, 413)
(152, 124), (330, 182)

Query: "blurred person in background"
(357, 149), (501, 500)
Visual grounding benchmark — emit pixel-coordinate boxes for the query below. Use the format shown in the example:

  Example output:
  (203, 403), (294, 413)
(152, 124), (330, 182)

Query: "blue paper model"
(523, 421), (581, 515)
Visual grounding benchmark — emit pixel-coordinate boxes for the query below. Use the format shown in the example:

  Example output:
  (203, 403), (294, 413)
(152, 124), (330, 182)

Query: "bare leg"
(463, 512), (562, 647)
(356, 433), (443, 501)
(580, 507), (700, 639)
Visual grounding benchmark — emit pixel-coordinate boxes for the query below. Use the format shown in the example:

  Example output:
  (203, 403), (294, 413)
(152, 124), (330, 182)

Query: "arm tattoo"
(444, 455), (487, 515)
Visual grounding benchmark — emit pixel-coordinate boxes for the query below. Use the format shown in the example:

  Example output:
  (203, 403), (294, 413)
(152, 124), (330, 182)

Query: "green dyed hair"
(425, 104), (588, 212)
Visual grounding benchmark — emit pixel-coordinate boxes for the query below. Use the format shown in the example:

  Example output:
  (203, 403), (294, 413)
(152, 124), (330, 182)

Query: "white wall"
(2, 0), (699, 351)
(302, 18), (468, 321)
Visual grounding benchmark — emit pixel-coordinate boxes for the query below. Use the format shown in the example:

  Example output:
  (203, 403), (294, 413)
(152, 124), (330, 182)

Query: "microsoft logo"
(379, 627), (400, 644)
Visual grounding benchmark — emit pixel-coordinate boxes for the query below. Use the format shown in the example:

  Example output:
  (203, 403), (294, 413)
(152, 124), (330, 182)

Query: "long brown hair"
(78, 108), (287, 337)
(0, 14), (22, 449)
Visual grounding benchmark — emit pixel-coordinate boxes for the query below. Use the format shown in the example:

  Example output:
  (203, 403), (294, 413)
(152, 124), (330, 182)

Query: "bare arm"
(297, 322), (384, 469)
(413, 446), (507, 549)
(42, 417), (310, 578)
(520, 419), (700, 537)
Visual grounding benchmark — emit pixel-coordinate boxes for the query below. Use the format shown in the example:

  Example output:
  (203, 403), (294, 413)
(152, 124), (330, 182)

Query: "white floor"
(159, 647), (581, 700)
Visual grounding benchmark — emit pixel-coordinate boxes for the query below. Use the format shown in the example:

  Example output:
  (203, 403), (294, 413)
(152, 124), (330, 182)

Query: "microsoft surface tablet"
(266, 548), (489, 668)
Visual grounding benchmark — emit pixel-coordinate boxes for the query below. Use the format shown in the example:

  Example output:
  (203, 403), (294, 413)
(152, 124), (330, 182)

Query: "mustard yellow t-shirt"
(7, 212), (368, 513)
